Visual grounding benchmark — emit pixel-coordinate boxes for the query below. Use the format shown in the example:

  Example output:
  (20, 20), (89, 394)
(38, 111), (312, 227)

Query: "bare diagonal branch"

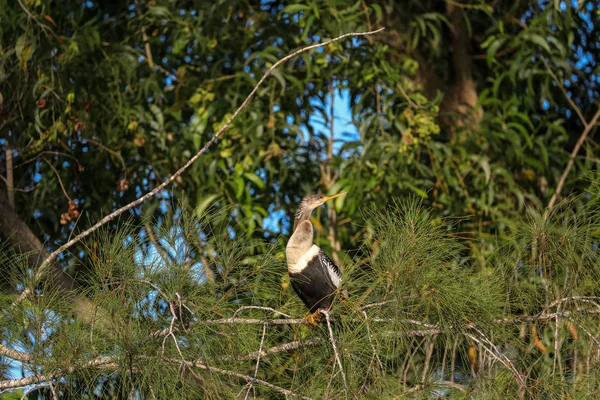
(547, 106), (600, 210)
(16, 27), (384, 304)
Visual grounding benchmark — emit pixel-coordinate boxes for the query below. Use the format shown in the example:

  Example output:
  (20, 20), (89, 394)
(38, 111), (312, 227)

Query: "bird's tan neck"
(293, 208), (312, 232)
(286, 244), (320, 274)
(286, 220), (315, 272)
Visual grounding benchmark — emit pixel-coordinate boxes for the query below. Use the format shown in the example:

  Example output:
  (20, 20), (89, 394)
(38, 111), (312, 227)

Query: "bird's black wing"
(317, 249), (341, 289)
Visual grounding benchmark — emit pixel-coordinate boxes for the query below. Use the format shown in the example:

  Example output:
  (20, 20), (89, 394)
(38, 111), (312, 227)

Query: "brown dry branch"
(13, 27), (384, 308)
(16, 0), (59, 41)
(81, 138), (127, 174)
(362, 310), (385, 373)
(232, 305), (293, 319)
(359, 288), (436, 310)
(544, 60), (588, 127)
(141, 26), (154, 68)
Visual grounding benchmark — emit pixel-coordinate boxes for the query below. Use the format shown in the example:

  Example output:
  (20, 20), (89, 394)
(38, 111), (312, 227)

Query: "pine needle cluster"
(2, 190), (600, 398)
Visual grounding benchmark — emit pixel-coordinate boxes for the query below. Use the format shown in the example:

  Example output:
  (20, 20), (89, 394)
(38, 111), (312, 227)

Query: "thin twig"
(569, 318), (600, 350)
(421, 338), (435, 383)
(544, 60), (587, 127)
(174, 358), (312, 399)
(546, 296), (600, 311)
(322, 310), (348, 399)
(547, 106), (600, 210)
(48, 381), (58, 400)
(233, 306), (292, 319)
(81, 138), (127, 174)
(359, 288), (436, 310)
(14, 150), (82, 170)
(239, 339), (325, 360)
(362, 311), (384, 373)
(243, 323), (267, 400)
(553, 303), (562, 377)
(163, 299), (184, 359)
(141, 26), (155, 68)
(397, 83), (418, 109)
(144, 223), (173, 264)
(5, 148), (14, 208)
(22, 27), (384, 305)
(16, 0), (59, 41)
(467, 328), (527, 389)
(41, 155), (72, 202)
(149, 304), (600, 339)
(16, 382), (53, 399)
(450, 339), (458, 383)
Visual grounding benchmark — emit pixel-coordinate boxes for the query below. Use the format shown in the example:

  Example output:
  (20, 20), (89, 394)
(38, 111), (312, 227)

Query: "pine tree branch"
(148, 304), (600, 339)
(238, 339), (325, 360)
(322, 310), (348, 399)
(18, 27), (385, 308)
(0, 356), (117, 390)
(465, 329), (527, 389)
(143, 223), (173, 265)
(233, 305), (292, 319)
(547, 105), (600, 210)
(166, 357), (313, 399)
(0, 353), (311, 399)
(359, 288), (436, 310)
(3, 307), (599, 393)
(241, 323), (267, 400)
(0, 343), (30, 363)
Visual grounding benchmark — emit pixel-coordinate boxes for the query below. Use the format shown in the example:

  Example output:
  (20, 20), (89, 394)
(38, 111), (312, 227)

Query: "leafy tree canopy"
(1, 0), (600, 398)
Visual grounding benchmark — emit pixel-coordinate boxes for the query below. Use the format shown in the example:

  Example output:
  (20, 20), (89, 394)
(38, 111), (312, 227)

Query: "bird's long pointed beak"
(322, 191), (347, 203)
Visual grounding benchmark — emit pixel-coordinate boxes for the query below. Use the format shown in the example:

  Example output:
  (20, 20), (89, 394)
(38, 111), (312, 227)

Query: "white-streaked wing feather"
(318, 249), (341, 288)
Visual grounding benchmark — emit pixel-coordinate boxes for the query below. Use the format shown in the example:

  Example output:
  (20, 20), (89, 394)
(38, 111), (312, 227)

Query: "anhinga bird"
(286, 192), (346, 326)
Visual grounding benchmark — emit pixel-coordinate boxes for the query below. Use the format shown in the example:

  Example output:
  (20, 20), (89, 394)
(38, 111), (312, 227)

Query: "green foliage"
(3, 195), (600, 397)
(2, 0), (598, 263)
(1, 0), (600, 397)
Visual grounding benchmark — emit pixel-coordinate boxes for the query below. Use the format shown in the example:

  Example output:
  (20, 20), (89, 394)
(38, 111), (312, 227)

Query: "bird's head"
(293, 192), (347, 231)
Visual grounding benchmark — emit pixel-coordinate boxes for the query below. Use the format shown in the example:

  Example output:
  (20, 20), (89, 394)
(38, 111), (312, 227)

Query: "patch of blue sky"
(262, 88), (358, 233)
(298, 88), (359, 150)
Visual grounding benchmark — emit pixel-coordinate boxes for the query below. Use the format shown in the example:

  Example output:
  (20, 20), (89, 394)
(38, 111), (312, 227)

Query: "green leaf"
(147, 6), (171, 17)
(243, 172), (265, 189)
(403, 182), (428, 198)
(196, 194), (220, 218)
(281, 4), (311, 15)
(1, 389), (26, 399)
(149, 104), (164, 128)
(270, 69), (287, 95)
(371, 4), (383, 23)
(486, 38), (504, 66)
(524, 33), (551, 54)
